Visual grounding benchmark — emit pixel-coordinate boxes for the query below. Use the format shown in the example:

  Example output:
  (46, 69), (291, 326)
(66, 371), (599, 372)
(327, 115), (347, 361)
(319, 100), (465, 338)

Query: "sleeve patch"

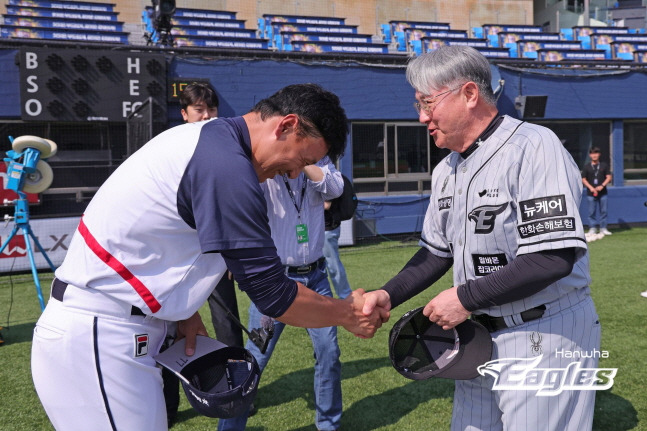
(438, 196), (452, 210)
(519, 195), (567, 222)
(517, 217), (576, 239)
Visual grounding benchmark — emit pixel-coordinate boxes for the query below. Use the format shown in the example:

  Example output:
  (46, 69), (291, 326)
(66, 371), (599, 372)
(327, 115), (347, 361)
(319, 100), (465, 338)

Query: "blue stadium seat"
(257, 18), (266, 37)
(561, 28), (574, 40)
(395, 31), (406, 51)
(381, 24), (391, 43)
(411, 40), (422, 55)
(597, 44), (612, 59)
(472, 27), (484, 38)
(487, 34), (499, 47)
(505, 42), (518, 58)
(578, 35), (592, 49)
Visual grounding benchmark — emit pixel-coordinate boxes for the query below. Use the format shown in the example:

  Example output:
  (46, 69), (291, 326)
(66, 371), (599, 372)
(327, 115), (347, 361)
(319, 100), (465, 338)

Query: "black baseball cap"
(155, 335), (260, 418)
(389, 307), (493, 380)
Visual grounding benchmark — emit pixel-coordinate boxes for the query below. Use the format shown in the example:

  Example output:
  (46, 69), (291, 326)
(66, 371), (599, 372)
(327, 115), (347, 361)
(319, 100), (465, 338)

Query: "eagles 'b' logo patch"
(468, 203), (508, 234)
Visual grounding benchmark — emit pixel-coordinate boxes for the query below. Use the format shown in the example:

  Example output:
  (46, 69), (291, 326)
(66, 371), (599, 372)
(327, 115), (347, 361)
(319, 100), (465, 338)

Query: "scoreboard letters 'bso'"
(19, 47), (167, 122)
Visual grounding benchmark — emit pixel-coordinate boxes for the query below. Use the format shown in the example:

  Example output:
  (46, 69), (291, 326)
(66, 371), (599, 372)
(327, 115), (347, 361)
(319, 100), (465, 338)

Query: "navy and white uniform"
(31, 117), (292, 431)
(421, 116), (601, 431)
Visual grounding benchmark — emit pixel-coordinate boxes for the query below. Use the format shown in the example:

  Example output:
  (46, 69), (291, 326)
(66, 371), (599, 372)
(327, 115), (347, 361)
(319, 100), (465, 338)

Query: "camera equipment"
(144, 0), (176, 47)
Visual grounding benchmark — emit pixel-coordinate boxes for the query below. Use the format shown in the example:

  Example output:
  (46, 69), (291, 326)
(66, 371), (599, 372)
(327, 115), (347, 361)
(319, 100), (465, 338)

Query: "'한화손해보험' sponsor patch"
(517, 217), (576, 239)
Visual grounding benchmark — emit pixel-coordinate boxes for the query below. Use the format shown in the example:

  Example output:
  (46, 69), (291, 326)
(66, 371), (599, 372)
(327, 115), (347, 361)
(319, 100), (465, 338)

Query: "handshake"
(342, 289), (392, 339)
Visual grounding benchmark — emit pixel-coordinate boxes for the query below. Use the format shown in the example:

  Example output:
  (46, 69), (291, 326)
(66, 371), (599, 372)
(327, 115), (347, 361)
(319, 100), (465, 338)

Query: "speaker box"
(515, 95), (548, 118)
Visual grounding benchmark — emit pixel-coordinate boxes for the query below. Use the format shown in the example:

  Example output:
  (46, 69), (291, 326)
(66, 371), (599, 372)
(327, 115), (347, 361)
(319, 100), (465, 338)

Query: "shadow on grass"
(0, 321), (36, 345)
(338, 378), (453, 431)
(253, 358), (387, 410)
(593, 390), (638, 431)
(242, 357), (453, 431)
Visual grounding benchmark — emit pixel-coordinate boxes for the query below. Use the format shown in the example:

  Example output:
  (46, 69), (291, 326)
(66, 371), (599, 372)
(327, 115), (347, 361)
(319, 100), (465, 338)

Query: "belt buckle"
(296, 266), (311, 274)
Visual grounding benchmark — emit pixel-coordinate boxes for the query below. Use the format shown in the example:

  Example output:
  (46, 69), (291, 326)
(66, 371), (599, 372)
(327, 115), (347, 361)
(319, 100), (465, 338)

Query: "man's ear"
(180, 108), (189, 122)
(275, 114), (299, 138)
(463, 82), (479, 107)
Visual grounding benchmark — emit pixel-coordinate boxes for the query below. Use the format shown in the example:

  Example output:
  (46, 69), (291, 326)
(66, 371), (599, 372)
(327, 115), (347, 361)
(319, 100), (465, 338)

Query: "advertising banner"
(0, 216), (78, 272)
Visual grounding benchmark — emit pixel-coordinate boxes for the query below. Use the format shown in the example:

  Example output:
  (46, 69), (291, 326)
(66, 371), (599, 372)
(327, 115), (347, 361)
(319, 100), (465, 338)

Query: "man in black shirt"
(582, 147), (612, 236)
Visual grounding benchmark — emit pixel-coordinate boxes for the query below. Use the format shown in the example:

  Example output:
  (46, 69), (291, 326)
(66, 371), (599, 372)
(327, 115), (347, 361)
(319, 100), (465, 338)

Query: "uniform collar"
(460, 113), (503, 159)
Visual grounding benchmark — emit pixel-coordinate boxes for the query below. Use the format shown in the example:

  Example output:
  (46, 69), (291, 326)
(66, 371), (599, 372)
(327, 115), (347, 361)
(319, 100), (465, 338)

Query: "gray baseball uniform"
(421, 115), (601, 430)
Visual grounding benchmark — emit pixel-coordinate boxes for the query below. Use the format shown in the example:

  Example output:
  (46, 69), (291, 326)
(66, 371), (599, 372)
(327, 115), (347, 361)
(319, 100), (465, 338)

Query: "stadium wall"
(1, 48), (646, 240)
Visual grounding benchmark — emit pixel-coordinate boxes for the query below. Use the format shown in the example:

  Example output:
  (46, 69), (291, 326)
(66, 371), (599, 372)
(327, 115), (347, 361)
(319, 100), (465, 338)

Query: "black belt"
(472, 305), (546, 333)
(286, 257), (326, 275)
(51, 278), (146, 316)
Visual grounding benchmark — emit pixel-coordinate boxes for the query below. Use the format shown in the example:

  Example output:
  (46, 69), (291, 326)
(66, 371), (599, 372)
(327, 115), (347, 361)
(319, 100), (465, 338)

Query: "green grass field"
(0, 227), (646, 430)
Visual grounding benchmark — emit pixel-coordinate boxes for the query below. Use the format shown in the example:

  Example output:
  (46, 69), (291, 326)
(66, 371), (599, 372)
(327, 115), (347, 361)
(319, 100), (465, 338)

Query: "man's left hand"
(422, 286), (470, 330)
(176, 311), (209, 356)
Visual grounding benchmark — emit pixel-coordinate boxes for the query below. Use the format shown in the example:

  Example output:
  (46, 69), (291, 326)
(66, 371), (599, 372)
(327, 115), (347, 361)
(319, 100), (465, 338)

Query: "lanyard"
(592, 163), (600, 184)
(283, 174), (307, 216)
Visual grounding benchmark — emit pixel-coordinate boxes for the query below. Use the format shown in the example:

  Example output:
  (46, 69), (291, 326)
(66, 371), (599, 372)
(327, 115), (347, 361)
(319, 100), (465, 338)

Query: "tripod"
(1, 135), (57, 312)
(0, 191), (56, 311)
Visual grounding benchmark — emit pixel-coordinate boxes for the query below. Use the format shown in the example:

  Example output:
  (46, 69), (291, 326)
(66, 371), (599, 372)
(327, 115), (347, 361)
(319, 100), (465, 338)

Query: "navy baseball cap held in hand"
(154, 335), (260, 418)
(389, 307), (493, 380)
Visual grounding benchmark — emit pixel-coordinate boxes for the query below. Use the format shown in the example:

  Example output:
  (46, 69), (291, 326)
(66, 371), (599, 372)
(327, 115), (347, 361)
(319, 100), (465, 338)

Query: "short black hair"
(180, 82), (219, 110)
(589, 147), (601, 154)
(250, 83), (348, 162)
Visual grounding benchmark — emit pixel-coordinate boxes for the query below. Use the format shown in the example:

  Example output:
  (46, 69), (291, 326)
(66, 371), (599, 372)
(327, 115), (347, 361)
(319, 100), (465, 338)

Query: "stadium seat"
(505, 42), (518, 58)
(411, 40), (422, 55)
(561, 28), (574, 40)
(395, 31), (406, 51)
(578, 35), (592, 49)
(381, 24), (392, 43)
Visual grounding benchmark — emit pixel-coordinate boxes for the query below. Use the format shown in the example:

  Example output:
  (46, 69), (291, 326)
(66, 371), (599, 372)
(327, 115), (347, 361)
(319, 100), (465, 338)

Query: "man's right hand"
(362, 289), (392, 318)
(342, 288), (390, 338)
(275, 283), (388, 337)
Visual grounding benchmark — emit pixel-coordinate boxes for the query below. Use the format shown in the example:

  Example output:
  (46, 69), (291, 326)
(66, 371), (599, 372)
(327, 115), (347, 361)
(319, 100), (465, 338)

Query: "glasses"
(413, 83), (465, 116)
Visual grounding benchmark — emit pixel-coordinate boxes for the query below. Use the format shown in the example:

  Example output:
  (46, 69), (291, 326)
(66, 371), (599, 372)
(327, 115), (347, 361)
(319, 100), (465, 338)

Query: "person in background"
(219, 157), (344, 431)
(322, 175), (357, 299)
(168, 81), (242, 427)
(179, 81), (219, 123)
(582, 147), (612, 236)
